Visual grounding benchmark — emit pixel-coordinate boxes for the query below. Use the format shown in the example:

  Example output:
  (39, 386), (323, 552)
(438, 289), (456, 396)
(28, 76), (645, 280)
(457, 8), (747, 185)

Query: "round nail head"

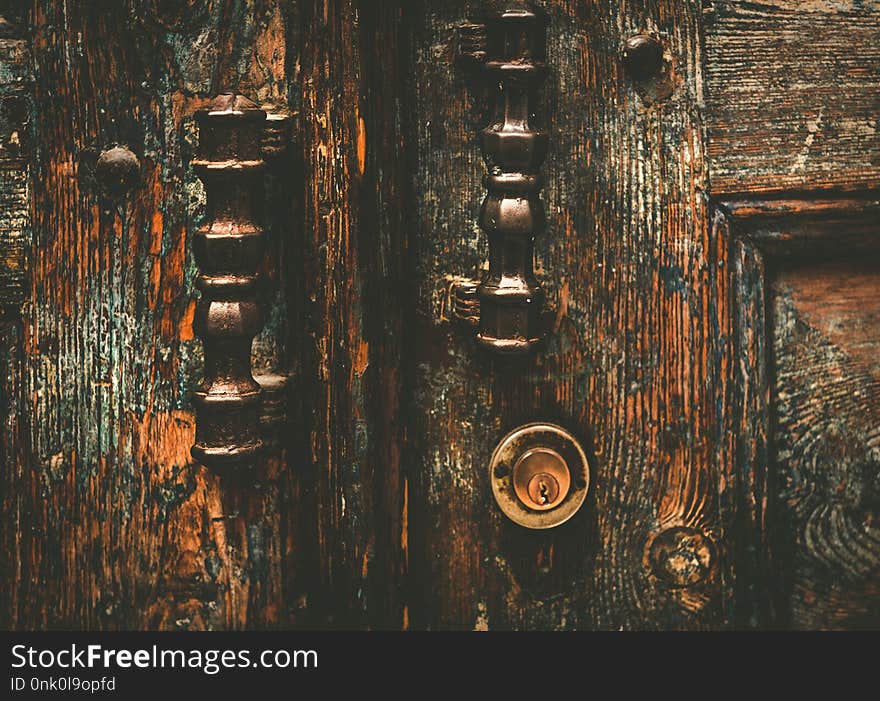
(95, 145), (140, 197)
(623, 34), (664, 81)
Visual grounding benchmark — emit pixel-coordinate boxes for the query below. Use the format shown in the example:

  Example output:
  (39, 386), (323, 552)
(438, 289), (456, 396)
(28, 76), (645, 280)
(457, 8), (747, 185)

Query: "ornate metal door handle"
(190, 94), (267, 474)
(453, 6), (549, 354)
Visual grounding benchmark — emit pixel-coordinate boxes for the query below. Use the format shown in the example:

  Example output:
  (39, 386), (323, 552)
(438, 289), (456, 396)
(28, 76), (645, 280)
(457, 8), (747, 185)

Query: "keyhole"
(525, 472), (561, 509)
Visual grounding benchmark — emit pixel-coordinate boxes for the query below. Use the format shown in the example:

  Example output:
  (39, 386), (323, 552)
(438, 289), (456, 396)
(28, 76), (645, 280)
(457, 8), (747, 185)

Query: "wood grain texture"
(3, 0), (878, 632)
(729, 205), (880, 630)
(0, 0), (297, 630)
(704, 0), (880, 196)
(723, 196), (880, 222)
(721, 194), (880, 258)
(0, 15), (32, 308)
(406, 0), (736, 629)
(770, 260), (880, 629)
(294, 0), (408, 629)
(0, 0), (408, 633)
(731, 234), (777, 627)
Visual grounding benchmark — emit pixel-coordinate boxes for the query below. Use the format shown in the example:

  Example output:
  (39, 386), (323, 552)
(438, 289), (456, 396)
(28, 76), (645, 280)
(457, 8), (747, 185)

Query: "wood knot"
(648, 526), (715, 588)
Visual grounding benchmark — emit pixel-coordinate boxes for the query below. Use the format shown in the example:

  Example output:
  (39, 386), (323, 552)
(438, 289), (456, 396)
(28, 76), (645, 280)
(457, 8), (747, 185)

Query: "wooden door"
(0, 0), (877, 631)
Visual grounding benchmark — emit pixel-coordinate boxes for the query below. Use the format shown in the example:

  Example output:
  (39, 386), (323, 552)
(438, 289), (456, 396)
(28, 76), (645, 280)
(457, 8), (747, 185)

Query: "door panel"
(705, 0), (880, 195)
(728, 199), (880, 628)
(771, 260), (880, 629)
(712, 0), (880, 630)
(406, 0), (733, 630)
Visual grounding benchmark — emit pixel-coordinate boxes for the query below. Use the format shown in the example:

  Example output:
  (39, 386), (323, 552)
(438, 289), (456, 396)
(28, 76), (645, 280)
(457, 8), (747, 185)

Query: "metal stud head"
(622, 34), (664, 81)
(490, 423), (590, 529)
(94, 145), (140, 198)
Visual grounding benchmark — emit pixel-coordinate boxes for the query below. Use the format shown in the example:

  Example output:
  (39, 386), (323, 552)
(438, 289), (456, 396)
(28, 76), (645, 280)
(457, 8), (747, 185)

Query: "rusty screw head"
(622, 34), (664, 81)
(94, 145), (140, 198)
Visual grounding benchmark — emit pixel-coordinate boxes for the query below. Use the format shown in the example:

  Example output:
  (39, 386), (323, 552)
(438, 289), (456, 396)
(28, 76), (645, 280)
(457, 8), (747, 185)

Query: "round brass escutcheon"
(490, 423), (590, 529)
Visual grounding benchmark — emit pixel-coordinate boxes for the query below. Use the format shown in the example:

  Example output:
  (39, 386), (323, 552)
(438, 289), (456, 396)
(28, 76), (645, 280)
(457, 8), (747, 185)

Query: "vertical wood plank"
(405, 0), (735, 629)
(730, 233), (776, 628)
(2, 0), (296, 630)
(296, 0), (408, 628)
(0, 13), (32, 310)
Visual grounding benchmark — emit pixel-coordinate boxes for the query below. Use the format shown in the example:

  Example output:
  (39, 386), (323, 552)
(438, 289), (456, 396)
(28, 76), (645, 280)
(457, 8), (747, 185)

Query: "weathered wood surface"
(406, 0), (735, 629)
(2, 0), (879, 632)
(731, 234), (776, 628)
(722, 196), (880, 259)
(0, 0), (409, 631)
(704, 0), (880, 195)
(0, 0), (300, 630)
(0, 14), (32, 308)
(771, 260), (880, 629)
(295, 0), (408, 628)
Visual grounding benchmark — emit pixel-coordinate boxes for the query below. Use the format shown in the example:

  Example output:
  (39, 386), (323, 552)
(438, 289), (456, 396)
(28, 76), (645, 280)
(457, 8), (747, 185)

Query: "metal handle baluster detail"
(476, 6), (548, 354)
(191, 94), (267, 473)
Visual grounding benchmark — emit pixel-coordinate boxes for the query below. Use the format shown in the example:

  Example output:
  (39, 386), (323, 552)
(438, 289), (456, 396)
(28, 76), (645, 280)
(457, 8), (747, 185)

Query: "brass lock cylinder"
(512, 447), (570, 510)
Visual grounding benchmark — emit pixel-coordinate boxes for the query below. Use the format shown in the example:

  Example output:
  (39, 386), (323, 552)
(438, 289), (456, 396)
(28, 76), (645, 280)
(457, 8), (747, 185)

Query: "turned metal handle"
(458, 6), (549, 354)
(190, 94), (267, 473)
